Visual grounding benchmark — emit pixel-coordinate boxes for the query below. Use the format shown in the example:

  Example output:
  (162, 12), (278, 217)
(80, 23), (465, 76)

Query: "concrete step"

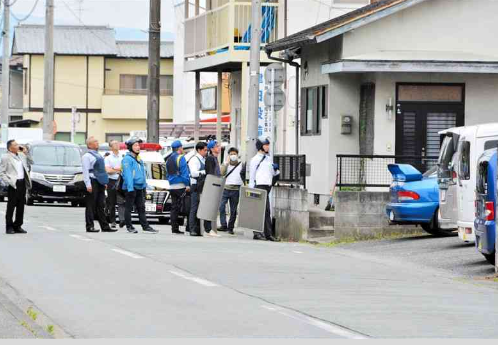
(309, 213), (335, 229)
(308, 226), (335, 239)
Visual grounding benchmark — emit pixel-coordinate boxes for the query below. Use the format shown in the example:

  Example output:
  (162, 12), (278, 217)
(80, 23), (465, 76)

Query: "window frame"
(301, 85), (328, 136)
(458, 141), (471, 181)
(105, 133), (129, 143)
(119, 74), (174, 96)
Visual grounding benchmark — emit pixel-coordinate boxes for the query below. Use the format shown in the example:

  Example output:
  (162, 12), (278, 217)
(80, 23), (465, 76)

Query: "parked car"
(438, 123), (498, 243)
(27, 141), (86, 206)
(386, 163), (453, 237)
(474, 148), (497, 265)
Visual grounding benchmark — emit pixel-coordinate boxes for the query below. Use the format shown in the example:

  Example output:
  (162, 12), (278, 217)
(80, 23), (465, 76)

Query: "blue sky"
(4, 0), (176, 41)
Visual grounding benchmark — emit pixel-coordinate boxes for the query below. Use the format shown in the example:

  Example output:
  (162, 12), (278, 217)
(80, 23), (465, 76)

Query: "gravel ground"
(334, 233), (496, 279)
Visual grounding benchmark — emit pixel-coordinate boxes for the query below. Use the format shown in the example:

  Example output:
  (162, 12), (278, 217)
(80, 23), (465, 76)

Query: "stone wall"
(335, 191), (420, 240)
(272, 187), (309, 241)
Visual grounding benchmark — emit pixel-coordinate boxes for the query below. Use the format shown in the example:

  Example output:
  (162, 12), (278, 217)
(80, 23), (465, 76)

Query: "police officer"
(122, 137), (158, 234)
(204, 140), (222, 237)
(248, 137), (280, 241)
(188, 142), (208, 236)
(165, 140), (190, 234)
(82, 137), (113, 233)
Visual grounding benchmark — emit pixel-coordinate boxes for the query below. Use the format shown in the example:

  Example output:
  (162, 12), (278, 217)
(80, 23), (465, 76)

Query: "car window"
(423, 165), (438, 178)
(32, 146), (82, 167)
(484, 140), (498, 150)
(146, 162), (167, 180)
(437, 136), (455, 179)
(458, 141), (471, 180)
(476, 161), (489, 194)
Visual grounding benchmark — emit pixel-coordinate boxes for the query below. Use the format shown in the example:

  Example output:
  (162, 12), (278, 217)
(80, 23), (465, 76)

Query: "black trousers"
(85, 179), (110, 231)
(189, 184), (201, 235)
(169, 188), (185, 232)
(256, 185), (272, 239)
(106, 179), (122, 224)
(219, 189), (240, 231)
(6, 179), (26, 231)
(124, 188), (149, 230)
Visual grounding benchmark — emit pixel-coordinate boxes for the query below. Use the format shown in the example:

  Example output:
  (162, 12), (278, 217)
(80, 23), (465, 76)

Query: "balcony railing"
(185, 0), (279, 58)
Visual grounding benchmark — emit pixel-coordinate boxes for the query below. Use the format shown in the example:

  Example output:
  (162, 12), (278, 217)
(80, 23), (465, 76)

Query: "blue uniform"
(122, 152), (147, 192)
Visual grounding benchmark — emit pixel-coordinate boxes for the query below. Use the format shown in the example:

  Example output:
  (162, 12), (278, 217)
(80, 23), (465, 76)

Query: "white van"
(438, 123), (498, 243)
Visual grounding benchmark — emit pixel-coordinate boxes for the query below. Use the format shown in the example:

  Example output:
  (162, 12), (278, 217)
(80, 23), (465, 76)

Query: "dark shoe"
(14, 227), (28, 234)
(266, 236), (281, 242)
(253, 233), (264, 240)
(102, 228), (118, 232)
(127, 227), (138, 234)
(110, 223), (117, 230)
(190, 232), (202, 237)
(6, 228), (15, 234)
(119, 222), (125, 229)
(172, 230), (184, 235)
(87, 228), (100, 233)
(228, 230), (235, 235)
(218, 226), (228, 232)
(143, 227), (158, 234)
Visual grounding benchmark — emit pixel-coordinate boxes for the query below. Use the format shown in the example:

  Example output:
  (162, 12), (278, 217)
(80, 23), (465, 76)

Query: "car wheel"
(0, 196), (4, 202)
(71, 201), (79, 207)
(421, 208), (456, 237)
(27, 197), (34, 206)
(482, 253), (495, 266)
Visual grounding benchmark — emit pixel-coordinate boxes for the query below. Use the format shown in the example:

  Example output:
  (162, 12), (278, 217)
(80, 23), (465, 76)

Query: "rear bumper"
(385, 202), (437, 224)
(30, 179), (85, 202)
(474, 221), (496, 254)
(457, 221), (475, 243)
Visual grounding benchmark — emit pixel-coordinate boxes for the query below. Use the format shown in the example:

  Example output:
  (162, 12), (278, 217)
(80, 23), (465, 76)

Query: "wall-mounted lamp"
(386, 97), (394, 120)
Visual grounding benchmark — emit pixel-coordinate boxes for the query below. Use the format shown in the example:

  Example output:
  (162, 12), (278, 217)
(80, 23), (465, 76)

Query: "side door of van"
(437, 134), (459, 229)
(456, 139), (473, 229)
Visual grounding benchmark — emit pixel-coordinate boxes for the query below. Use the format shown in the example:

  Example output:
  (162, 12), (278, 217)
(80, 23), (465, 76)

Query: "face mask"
(229, 155), (238, 162)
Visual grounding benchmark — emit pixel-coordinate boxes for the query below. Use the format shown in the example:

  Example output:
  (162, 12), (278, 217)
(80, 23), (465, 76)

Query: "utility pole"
(147, 0), (161, 143)
(43, 0), (55, 141)
(1, 0), (10, 143)
(246, 0), (262, 163)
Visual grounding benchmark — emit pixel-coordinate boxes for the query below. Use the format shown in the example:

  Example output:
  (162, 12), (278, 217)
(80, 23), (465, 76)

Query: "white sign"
(257, 67), (272, 140)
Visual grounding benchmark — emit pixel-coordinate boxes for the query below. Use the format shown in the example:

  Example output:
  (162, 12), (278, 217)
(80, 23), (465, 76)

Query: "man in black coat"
(204, 140), (222, 237)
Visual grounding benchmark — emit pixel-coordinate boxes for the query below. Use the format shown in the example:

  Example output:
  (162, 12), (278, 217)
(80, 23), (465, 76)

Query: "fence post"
(338, 156), (342, 191)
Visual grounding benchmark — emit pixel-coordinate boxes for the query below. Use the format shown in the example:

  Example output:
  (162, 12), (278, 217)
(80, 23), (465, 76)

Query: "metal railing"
(274, 154), (306, 188)
(336, 155), (438, 189)
(184, 0), (279, 58)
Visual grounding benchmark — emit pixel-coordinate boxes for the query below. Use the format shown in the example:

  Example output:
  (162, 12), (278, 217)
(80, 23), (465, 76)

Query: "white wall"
(343, 0), (498, 59)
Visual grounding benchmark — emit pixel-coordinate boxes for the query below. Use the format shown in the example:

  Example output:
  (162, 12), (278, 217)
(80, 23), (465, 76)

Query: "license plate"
(389, 211), (395, 221)
(145, 203), (156, 212)
(53, 185), (66, 193)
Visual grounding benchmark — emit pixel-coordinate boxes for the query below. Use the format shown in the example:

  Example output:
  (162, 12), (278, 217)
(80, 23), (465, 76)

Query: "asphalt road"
(0, 202), (497, 338)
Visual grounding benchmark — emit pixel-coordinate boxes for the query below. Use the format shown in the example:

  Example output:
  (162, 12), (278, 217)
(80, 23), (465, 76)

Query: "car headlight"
(30, 172), (45, 181)
(73, 174), (84, 183)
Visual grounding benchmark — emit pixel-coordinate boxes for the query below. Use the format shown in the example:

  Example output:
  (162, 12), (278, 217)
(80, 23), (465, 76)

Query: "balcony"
(102, 90), (173, 120)
(184, 0), (280, 72)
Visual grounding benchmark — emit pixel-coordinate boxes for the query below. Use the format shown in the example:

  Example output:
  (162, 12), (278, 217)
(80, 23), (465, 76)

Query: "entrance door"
(395, 84), (465, 172)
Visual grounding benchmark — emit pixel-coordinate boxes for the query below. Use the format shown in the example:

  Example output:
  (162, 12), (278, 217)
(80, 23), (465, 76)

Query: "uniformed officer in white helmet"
(248, 137), (280, 241)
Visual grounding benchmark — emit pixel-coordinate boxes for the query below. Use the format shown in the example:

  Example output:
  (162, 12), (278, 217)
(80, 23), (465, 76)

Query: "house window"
(55, 132), (86, 145)
(120, 75), (174, 96)
(302, 85), (328, 135)
(106, 133), (128, 143)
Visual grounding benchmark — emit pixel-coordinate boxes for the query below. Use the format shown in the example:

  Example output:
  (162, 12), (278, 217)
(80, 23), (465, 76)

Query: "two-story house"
(12, 25), (174, 144)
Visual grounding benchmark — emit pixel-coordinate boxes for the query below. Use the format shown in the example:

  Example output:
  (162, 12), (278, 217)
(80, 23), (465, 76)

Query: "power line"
(10, 0), (40, 22)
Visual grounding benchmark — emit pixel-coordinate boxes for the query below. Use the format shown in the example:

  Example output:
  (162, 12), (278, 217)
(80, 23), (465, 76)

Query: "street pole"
(217, 71), (222, 161)
(71, 107), (77, 143)
(194, 71), (200, 142)
(1, 0), (10, 143)
(147, 0), (161, 143)
(246, 0), (262, 163)
(43, 0), (55, 141)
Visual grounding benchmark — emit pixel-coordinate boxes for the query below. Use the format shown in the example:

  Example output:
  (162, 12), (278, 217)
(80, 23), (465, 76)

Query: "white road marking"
(261, 305), (368, 339)
(293, 251), (303, 254)
(39, 225), (57, 231)
(70, 234), (94, 242)
(111, 249), (144, 259)
(169, 270), (219, 287)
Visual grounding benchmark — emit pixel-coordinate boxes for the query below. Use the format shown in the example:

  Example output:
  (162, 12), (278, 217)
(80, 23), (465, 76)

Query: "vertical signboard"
(257, 67), (272, 140)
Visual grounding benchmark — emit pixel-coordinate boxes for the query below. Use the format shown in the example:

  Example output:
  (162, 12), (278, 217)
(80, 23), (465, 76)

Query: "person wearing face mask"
(218, 147), (245, 235)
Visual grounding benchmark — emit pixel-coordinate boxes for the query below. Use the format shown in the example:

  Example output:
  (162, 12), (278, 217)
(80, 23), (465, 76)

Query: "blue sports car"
(385, 164), (454, 237)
